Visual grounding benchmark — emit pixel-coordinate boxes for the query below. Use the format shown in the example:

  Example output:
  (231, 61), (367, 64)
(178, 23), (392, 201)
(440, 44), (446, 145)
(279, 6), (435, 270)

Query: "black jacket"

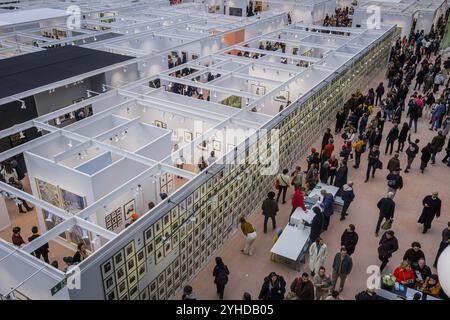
(258, 276), (286, 300)
(406, 141), (419, 158)
(407, 101), (420, 119)
(333, 165), (348, 188)
(341, 230), (359, 255)
(403, 248), (425, 265)
(377, 197), (395, 219)
(261, 198), (279, 217)
(374, 133), (383, 146)
(421, 145), (432, 162)
(398, 126), (409, 142)
(304, 211), (324, 242)
(332, 253), (353, 275)
(378, 232), (399, 258)
(386, 173), (403, 190)
(27, 234), (49, 255)
(368, 149), (380, 164)
(386, 127), (399, 142)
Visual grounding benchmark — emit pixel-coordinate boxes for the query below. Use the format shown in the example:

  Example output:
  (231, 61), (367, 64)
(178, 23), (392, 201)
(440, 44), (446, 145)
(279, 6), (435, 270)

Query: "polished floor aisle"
(184, 64), (450, 300)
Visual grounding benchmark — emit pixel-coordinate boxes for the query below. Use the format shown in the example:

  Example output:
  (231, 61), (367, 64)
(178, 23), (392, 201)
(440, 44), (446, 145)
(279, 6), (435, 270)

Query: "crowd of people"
(323, 7), (353, 28)
(181, 22), (450, 300)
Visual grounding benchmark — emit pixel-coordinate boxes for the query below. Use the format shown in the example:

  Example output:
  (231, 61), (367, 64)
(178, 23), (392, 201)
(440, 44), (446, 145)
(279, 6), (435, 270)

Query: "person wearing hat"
(261, 191), (279, 234)
(386, 167), (403, 197)
(418, 192), (441, 234)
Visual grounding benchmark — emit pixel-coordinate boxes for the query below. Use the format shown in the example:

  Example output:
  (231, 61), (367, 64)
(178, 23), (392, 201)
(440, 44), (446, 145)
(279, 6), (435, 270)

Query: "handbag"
(382, 218), (393, 230)
(275, 179), (280, 190)
(377, 160), (383, 169)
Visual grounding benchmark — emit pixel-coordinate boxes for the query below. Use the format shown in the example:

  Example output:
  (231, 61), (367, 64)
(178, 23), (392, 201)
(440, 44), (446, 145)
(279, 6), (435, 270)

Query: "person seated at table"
(421, 274), (443, 298)
(290, 186), (306, 217)
(393, 260), (415, 287)
(413, 258), (432, 287)
(403, 241), (425, 269)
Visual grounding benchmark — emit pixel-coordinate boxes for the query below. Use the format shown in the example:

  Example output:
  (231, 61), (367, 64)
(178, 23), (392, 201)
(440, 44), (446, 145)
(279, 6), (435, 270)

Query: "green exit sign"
(50, 278), (67, 296)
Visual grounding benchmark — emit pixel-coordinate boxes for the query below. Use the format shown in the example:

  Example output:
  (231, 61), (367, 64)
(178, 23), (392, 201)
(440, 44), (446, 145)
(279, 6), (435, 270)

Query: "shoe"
(422, 230), (427, 234)
(282, 201), (286, 204)
(345, 213), (349, 216)
(421, 169), (424, 173)
(19, 210), (26, 214)
(431, 162), (436, 165)
(404, 169), (409, 173)
(340, 217), (345, 221)
(364, 180), (368, 183)
(372, 175), (375, 178)
(27, 207), (34, 212)
(339, 288), (344, 293)
(375, 232), (379, 237)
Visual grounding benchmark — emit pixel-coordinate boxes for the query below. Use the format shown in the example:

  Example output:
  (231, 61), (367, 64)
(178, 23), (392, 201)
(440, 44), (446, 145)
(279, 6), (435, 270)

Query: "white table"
(290, 207), (315, 227)
(308, 182), (339, 199)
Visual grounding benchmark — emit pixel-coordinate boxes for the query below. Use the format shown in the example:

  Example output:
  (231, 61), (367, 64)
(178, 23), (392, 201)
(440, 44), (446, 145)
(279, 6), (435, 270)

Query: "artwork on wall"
(220, 95), (241, 108)
(251, 84), (266, 96)
(229, 7), (243, 17)
(184, 131), (193, 142)
(60, 188), (86, 214)
(101, 258), (114, 279)
(35, 178), (61, 207)
(124, 241), (135, 260)
(208, 4), (220, 13)
(292, 47), (299, 55)
(105, 207), (123, 231)
(212, 140), (221, 151)
(154, 120), (167, 129)
(274, 90), (290, 103)
(123, 199), (136, 220)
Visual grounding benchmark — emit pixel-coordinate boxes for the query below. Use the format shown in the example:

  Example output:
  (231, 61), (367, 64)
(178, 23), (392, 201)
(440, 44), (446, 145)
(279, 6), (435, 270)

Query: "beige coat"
(308, 243), (328, 273)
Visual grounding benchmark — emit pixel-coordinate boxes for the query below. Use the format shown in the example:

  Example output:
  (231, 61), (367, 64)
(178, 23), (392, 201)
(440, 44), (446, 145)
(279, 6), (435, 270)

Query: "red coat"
(292, 189), (306, 211)
(393, 267), (415, 284)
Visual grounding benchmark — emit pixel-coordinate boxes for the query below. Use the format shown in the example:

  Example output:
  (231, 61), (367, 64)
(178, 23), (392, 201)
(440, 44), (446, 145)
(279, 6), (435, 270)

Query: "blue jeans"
(409, 118), (418, 132)
(431, 117), (441, 130)
(386, 109), (393, 121)
(431, 152), (438, 163)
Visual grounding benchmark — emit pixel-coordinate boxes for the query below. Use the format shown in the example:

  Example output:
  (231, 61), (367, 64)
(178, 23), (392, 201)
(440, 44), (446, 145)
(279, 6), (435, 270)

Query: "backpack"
(388, 179), (397, 188)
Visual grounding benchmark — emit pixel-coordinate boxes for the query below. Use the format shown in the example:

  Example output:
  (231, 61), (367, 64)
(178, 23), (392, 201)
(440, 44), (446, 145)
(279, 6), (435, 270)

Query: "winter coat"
(341, 230), (359, 255)
(386, 127), (399, 142)
(386, 173), (403, 190)
(378, 232), (399, 258)
(304, 210), (324, 242)
(332, 253), (353, 275)
(308, 242), (328, 273)
(320, 194), (334, 217)
(333, 165), (348, 189)
(290, 279), (315, 300)
(403, 248), (425, 266)
(258, 276), (286, 300)
(418, 195), (441, 227)
(398, 126), (409, 142)
(377, 197), (395, 219)
(387, 158), (400, 172)
(430, 134), (446, 153)
(340, 184), (355, 204)
(261, 198), (279, 217)
(292, 189), (306, 211)
(421, 146), (432, 162)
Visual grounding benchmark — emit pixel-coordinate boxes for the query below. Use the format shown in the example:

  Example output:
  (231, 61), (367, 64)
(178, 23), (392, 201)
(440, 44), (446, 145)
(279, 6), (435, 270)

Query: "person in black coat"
(375, 82), (385, 106)
(375, 192), (395, 236)
(418, 192), (441, 233)
(378, 230), (399, 272)
(334, 161), (348, 190)
(303, 206), (324, 243)
(433, 222), (450, 268)
(321, 128), (333, 151)
(335, 109), (346, 133)
(340, 182), (354, 220)
(385, 123), (399, 155)
(341, 224), (359, 256)
(407, 98), (420, 133)
(420, 143), (432, 173)
(405, 135), (420, 172)
(396, 122), (410, 152)
(403, 242), (425, 268)
(365, 145), (380, 182)
(213, 257), (230, 300)
(376, 107), (387, 134)
(258, 272), (286, 300)
(374, 129), (383, 147)
(28, 226), (49, 263)
(261, 191), (279, 233)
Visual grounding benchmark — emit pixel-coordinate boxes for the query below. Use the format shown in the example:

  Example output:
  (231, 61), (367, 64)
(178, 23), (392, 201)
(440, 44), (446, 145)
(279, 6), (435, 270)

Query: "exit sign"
(50, 278), (67, 296)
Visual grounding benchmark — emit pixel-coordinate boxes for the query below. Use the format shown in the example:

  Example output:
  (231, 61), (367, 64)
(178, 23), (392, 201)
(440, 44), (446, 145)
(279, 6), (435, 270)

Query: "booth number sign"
(50, 278), (67, 296)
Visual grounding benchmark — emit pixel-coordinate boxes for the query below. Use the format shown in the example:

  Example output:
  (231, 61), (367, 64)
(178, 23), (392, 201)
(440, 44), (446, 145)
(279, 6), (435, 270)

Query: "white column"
(0, 196), (11, 231)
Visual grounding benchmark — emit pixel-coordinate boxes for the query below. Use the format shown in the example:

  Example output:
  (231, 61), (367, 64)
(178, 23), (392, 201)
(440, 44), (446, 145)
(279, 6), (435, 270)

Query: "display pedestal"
(0, 197), (11, 231)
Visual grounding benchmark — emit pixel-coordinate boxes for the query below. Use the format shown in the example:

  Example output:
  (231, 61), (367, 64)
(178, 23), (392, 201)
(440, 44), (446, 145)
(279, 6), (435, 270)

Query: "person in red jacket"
(393, 260), (415, 287)
(290, 187), (306, 217)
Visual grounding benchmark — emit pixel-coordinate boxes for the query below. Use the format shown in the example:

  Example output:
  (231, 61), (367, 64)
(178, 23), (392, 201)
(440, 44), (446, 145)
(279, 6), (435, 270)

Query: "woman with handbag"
(276, 169), (290, 204)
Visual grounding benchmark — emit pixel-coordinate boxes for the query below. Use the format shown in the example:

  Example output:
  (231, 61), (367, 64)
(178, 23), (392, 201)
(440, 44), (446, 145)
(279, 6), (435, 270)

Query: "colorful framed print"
(60, 188), (86, 213)
(123, 199), (136, 220)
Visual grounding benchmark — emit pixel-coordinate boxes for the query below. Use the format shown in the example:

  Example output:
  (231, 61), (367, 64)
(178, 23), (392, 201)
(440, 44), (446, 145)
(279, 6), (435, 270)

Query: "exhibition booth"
(270, 0), (338, 24)
(352, 0), (448, 37)
(0, 12), (400, 299)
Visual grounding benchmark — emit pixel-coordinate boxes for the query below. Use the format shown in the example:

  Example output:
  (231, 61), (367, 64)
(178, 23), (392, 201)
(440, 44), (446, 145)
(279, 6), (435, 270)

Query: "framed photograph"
(144, 225), (153, 243)
(146, 241), (154, 260)
(101, 258), (114, 278)
(155, 246), (164, 265)
(136, 248), (146, 265)
(35, 178), (61, 207)
(154, 120), (165, 128)
(154, 219), (162, 235)
(127, 270), (138, 288)
(138, 263), (147, 280)
(115, 264), (126, 283)
(251, 84), (266, 96)
(124, 199), (136, 220)
(103, 274), (116, 293)
(163, 213), (171, 229)
(124, 241), (135, 260)
(140, 287), (149, 300)
(186, 194), (193, 209)
(212, 140), (221, 151)
(106, 288), (117, 300)
(129, 284), (139, 300)
(184, 131), (193, 142)
(117, 280), (128, 297)
(113, 250), (125, 268)
(164, 238), (172, 256)
(150, 279), (157, 294)
(274, 90), (289, 103)
(60, 188), (86, 214)
(126, 256), (136, 274)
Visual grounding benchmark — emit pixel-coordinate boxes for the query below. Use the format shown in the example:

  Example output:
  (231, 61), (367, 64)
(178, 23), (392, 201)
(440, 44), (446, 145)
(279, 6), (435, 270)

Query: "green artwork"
(220, 95), (242, 108)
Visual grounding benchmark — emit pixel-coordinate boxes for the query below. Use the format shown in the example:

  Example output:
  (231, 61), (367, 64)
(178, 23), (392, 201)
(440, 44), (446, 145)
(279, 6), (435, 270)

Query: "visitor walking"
(308, 237), (328, 277)
(375, 82), (385, 106)
(290, 273), (315, 300)
(331, 247), (353, 292)
(352, 135), (365, 169)
(365, 145), (381, 182)
(276, 169), (290, 204)
(418, 192), (441, 234)
(290, 166), (303, 190)
(420, 143), (433, 173)
(340, 224), (359, 256)
(340, 182), (354, 220)
(405, 135), (420, 172)
(335, 109), (346, 134)
(375, 192), (396, 236)
(261, 192), (279, 234)
(433, 222), (450, 268)
(386, 168), (403, 197)
(239, 217), (257, 256)
(321, 128), (334, 151)
(407, 97), (420, 133)
(212, 257), (229, 300)
(396, 122), (410, 152)
(378, 230), (399, 272)
(430, 131), (446, 164)
(385, 123), (399, 155)
(334, 160), (348, 190)
(387, 153), (401, 173)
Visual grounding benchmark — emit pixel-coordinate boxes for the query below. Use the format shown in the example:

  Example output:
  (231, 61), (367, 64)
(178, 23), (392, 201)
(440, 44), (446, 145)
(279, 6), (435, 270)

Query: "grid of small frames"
(100, 30), (396, 300)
